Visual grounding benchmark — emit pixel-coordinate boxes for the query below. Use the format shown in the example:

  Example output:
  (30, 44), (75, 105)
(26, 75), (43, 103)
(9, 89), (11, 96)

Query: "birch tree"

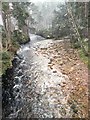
(2, 3), (12, 51)
(66, 2), (88, 56)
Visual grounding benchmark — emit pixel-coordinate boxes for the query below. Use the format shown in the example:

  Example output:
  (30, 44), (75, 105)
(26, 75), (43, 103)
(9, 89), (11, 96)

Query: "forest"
(0, 0), (90, 119)
(0, 2), (89, 75)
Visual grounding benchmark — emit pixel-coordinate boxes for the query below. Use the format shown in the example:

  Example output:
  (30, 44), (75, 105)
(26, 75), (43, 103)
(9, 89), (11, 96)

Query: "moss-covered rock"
(12, 30), (30, 44)
(2, 52), (11, 60)
(1, 52), (12, 75)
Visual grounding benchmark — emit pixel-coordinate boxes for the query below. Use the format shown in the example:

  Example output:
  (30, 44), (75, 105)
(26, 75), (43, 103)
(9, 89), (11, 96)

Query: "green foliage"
(72, 41), (81, 49)
(12, 2), (30, 28)
(71, 2), (88, 38)
(78, 39), (89, 68)
(2, 52), (11, 60)
(12, 30), (29, 44)
(2, 29), (7, 48)
(1, 52), (12, 74)
(2, 2), (9, 13)
(2, 60), (11, 74)
(1, 2), (32, 75)
(52, 4), (70, 39)
(79, 49), (89, 67)
(36, 29), (54, 39)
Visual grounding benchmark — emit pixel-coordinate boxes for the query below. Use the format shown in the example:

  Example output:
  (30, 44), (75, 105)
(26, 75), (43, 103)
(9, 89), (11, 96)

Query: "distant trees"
(2, 2), (34, 51)
(88, 2), (90, 55)
(52, 2), (89, 56)
(52, 4), (69, 39)
(1, 2), (34, 74)
(66, 2), (88, 55)
(2, 3), (12, 51)
(12, 3), (30, 36)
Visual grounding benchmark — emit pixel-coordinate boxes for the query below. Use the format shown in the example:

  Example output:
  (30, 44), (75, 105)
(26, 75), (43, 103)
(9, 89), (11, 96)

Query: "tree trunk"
(2, 11), (8, 51)
(2, 4), (12, 51)
(66, 2), (88, 56)
(85, 2), (88, 38)
(7, 11), (11, 49)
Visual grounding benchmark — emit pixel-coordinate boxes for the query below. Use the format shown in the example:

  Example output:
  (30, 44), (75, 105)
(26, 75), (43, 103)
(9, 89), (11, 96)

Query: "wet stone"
(53, 70), (57, 73)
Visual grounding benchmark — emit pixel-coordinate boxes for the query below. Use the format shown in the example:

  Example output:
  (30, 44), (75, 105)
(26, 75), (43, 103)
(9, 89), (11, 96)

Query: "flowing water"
(3, 34), (73, 118)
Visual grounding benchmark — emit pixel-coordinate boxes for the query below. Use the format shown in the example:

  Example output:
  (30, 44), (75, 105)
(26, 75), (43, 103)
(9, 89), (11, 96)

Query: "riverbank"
(2, 37), (30, 118)
(2, 54), (22, 118)
(1, 29), (30, 76)
(37, 40), (88, 118)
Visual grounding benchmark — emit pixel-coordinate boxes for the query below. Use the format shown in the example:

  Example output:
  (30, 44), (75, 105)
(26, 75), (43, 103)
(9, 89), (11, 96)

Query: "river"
(2, 34), (88, 118)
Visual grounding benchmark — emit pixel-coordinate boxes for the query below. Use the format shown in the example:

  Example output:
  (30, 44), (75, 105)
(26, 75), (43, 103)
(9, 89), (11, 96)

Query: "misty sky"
(30, 0), (65, 3)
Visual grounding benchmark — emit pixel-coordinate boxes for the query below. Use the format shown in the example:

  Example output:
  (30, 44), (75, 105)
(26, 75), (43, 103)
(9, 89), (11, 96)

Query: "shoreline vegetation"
(1, 29), (30, 75)
(1, 2), (31, 75)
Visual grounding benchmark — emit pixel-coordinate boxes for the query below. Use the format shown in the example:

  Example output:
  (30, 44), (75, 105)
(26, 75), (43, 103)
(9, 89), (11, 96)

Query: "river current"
(2, 34), (76, 118)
